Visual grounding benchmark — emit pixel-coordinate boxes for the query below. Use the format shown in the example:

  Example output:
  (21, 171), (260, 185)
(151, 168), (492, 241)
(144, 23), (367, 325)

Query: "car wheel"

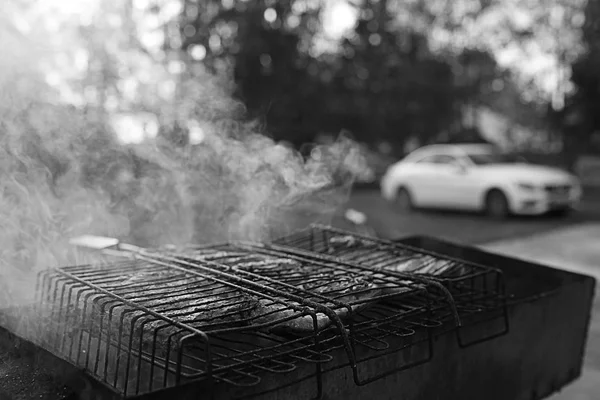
(485, 189), (510, 219)
(396, 187), (413, 212)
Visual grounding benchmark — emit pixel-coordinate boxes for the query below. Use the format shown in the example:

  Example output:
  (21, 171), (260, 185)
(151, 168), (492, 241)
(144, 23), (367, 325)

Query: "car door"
(402, 155), (444, 206)
(429, 154), (482, 210)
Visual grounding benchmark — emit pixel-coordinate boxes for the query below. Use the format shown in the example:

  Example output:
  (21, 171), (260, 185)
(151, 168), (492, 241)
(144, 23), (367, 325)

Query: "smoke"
(0, 7), (364, 320)
(133, 119), (361, 245)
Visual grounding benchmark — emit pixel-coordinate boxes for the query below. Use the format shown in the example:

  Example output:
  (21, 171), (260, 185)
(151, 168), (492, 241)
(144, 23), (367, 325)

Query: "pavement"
(479, 224), (600, 400)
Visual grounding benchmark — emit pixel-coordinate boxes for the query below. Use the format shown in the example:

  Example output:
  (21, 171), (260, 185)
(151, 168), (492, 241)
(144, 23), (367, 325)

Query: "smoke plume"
(0, 7), (364, 318)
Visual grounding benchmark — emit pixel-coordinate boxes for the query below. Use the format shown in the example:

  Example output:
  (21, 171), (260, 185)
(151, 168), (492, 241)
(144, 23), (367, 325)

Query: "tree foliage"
(177, 0), (498, 154)
(558, 0), (600, 168)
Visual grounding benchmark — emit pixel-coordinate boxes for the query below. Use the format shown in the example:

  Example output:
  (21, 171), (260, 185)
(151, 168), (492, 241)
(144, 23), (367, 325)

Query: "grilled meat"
(328, 234), (369, 249)
(186, 249), (389, 333)
(326, 235), (465, 276)
(47, 238), (464, 360)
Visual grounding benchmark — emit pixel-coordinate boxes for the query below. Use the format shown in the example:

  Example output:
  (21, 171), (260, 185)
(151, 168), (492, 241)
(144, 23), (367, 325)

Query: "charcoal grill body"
(179, 235), (594, 400)
(392, 236), (596, 400)
(198, 235), (594, 400)
(0, 236), (595, 400)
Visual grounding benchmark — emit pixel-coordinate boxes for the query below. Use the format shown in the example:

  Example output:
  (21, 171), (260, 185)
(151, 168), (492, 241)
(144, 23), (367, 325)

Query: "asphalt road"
(340, 186), (600, 245)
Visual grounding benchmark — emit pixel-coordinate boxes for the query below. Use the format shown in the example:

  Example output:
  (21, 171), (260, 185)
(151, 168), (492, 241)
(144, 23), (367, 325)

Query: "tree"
(560, 0), (600, 170)
(178, 0), (323, 146)
(559, 53), (600, 170)
(329, 0), (463, 151)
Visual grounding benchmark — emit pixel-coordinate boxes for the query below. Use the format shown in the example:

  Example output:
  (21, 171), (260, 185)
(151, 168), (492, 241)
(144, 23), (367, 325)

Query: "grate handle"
(69, 235), (150, 259)
(352, 332), (434, 386)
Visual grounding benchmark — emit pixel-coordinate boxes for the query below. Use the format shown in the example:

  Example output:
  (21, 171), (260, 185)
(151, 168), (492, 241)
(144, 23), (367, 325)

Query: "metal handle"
(456, 300), (510, 348)
(69, 235), (154, 259)
(351, 332), (434, 386)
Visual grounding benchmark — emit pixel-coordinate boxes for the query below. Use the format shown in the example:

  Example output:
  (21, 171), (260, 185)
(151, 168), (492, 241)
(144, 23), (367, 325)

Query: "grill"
(273, 224), (509, 346)
(2, 226), (511, 399)
(544, 184), (571, 195)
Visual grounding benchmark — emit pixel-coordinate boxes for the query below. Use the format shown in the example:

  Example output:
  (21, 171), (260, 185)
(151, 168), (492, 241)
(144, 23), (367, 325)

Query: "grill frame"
(30, 244), (464, 399)
(173, 243), (455, 386)
(544, 184), (571, 195)
(270, 224), (510, 347)
(4, 226), (510, 399)
(34, 260), (335, 398)
(0, 232), (593, 400)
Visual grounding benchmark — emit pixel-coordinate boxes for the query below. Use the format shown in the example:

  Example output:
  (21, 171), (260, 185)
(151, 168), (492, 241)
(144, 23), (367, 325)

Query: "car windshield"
(466, 152), (526, 165)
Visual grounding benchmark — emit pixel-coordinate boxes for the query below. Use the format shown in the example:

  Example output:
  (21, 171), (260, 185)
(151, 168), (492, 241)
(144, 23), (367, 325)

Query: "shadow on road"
(406, 207), (574, 221)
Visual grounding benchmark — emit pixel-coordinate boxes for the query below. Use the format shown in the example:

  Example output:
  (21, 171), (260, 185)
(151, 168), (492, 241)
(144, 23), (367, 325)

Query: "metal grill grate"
(271, 224), (510, 347)
(34, 259), (335, 398)
(24, 225), (512, 398)
(172, 244), (459, 386)
(30, 241), (467, 397)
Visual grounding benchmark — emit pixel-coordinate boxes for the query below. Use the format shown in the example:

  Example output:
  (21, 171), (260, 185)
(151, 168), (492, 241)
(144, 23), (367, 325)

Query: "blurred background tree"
(5, 0), (596, 173)
(556, 0), (600, 171)
(171, 0), (588, 159)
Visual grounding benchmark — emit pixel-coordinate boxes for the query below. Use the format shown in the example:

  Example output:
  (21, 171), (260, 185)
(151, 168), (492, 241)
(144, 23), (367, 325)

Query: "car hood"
(476, 163), (577, 184)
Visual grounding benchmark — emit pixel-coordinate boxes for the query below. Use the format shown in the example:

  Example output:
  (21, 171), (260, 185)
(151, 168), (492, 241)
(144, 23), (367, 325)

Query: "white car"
(380, 144), (583, 218)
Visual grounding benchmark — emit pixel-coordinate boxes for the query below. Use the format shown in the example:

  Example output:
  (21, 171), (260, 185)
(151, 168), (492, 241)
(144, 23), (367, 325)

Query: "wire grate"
(21, 225), (511, 398)
(170, 243), (463, 385)
(34, 259), (333, 398)
(270, 224), (510, 347)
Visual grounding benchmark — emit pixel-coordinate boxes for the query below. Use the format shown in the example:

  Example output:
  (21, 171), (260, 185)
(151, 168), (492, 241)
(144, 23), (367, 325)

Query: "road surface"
(341, 187), (600, 244)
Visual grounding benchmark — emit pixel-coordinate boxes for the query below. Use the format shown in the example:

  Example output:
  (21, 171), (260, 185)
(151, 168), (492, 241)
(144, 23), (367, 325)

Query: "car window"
(466, 152), (525, 165)
(432, 155), (460, 165)
(413, 155), (439, 164)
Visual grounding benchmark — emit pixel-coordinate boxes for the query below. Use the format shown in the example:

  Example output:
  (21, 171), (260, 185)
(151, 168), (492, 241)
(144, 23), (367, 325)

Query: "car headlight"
(516, 182), (537, 191)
